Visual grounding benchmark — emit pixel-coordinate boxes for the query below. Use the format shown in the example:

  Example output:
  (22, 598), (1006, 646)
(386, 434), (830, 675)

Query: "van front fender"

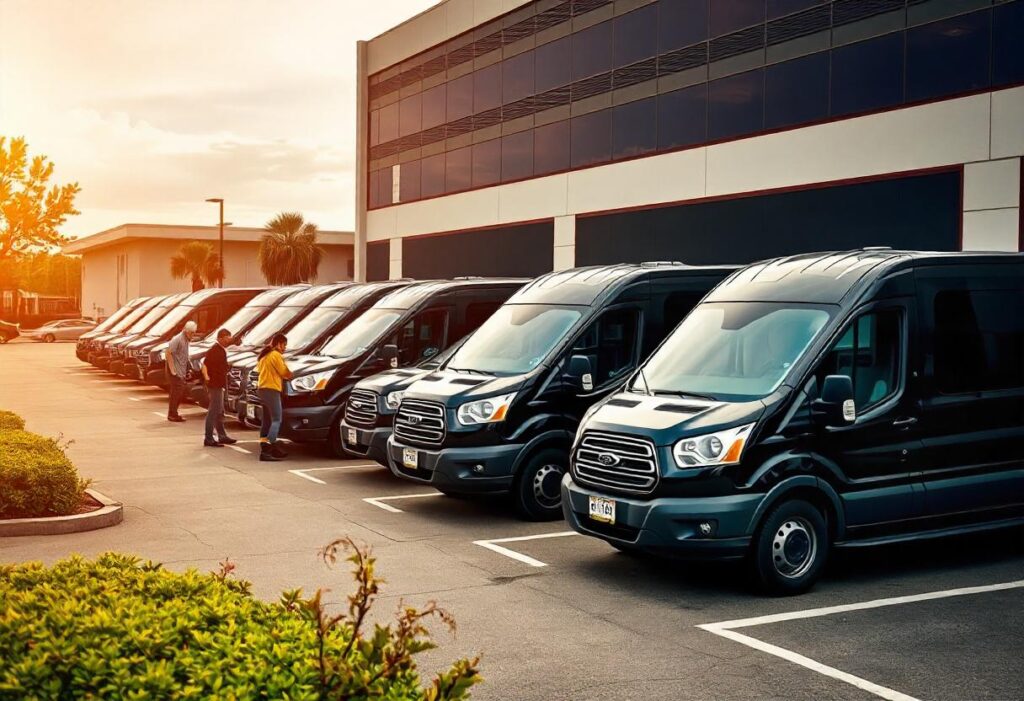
(742, 473), (846, 540)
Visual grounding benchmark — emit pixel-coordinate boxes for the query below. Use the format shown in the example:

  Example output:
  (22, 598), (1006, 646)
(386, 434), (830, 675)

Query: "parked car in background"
(76, 297), (151, 360)
(25, 318), (98, 342)
(0, 320), (19, 344)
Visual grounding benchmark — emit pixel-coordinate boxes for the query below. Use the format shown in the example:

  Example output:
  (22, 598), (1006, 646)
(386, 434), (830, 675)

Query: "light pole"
(205, 198), (224, 287)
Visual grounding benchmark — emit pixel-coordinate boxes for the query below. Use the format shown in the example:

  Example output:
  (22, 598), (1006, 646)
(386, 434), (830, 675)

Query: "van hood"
(126, 335), (159, 350)
(227, 350), (258, 367)
(404, 369), (525, 406)
(355, 366), (436, 395)
(583, 391), (766, 447)
(286, 354), (352, 377)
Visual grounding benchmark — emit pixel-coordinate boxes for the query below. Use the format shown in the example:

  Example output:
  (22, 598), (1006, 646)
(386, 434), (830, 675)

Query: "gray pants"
(205, 386), (228, 441)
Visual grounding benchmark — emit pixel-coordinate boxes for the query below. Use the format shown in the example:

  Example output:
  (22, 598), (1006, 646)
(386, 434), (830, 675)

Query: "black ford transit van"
(387, 263), (736, 519)
(95, 293), (188, 370)
(562, 250), (1024, 594)
(266, 278), (525, 456)
(76, 297), (150, 361)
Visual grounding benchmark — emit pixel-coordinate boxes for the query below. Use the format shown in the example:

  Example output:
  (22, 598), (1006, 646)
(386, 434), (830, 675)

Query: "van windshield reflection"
(319, 309), (403, 359)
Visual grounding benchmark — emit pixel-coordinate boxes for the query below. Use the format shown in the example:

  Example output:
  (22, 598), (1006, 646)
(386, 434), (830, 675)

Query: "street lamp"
(205, 198), (224, 287)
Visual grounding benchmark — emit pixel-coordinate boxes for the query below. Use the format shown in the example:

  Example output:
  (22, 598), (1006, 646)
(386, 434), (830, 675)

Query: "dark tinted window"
(421, 153), (445, 198)
(768, 0), (822, 19)
(831, 32), (904, 117)
(474, 63), (502, 113)
(817, 310), (901, 410)
(466, 302), (503, 330)
(614, 4), (657, 67)
(906, 10), (991, 103)
(445, 146), (471, 192)
(399, 160), (420, 203)
(403, 222), (555, 278)
(370, 109), (380, 146)
(399, 93), (421, 137)
(379, 167), (393, 207)
(502, 51), (534, 104)
(658, 83), (708, 150)
(536, 36), (571, 92)
(711, 0), (766, 37)
(368, 169), (380, 208)
(447, 73), (473, 121)
(934, 289), (1024, 393)
(572, 308), (640, 385)
(501, 130), (534, 182)
(660, 0), (708, 51)
(396, 308), (448, 365)
(993, 1), (1024, 87)
(664, 292), (705, 331)
(421, 84), (446, 130)
(379, 102), (398, 143)
(534, 120), (570, 175)
(366, 241), (389, 282)
(472, 138), (501, 187)
(572, 21), (613, 80)
(765, 52), (828, 129)
(708, 69), (764, 140)
(612, 97), (657, 159)
(571, 109), (612, 168)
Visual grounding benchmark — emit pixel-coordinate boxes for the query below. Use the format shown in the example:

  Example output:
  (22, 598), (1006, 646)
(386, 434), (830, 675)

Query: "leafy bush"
(0, 539), (481, 700)
(0, 410), (24, 431)
(0, 428), (87, 519)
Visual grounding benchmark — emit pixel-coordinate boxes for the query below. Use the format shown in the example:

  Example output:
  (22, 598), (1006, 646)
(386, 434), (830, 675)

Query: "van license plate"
(346, 428), (357, 445)
(246, 405), (257, 421)
(588, 496), (616, 524)
(402, 448), (418, 468)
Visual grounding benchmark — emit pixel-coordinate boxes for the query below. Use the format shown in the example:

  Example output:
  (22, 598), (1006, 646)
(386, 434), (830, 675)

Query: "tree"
(170, 241), (222, 291)
(0, 136), (81, 260)
(259, 212), (323, 285)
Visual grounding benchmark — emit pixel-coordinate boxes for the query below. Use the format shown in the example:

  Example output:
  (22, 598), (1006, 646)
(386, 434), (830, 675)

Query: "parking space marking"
(698, 579), (1024, 701)
(473, 531), (580, 568)
(227, 444), (251, 454)
(363, 492), (443, 513)
(128, 397), (142, 402)
(288, 464), (381, 484)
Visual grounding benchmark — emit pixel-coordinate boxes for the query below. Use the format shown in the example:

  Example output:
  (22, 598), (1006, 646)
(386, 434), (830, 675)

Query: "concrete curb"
(0, 489), (123, 537)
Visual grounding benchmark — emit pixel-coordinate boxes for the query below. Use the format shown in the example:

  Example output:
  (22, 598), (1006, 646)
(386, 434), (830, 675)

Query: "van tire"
(328, 416), (346, 459)
(749, 499), (829, 596)
(513, 448), (567, 521)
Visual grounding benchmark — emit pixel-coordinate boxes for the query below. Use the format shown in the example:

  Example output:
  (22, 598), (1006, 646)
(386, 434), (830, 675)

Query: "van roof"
(320, 280), (408, 308)
(247, 284), (309, 306)
(279, 282), (354, 307)
(179, 286), (265, 305)
(708, 249), (1024, 305)
(375, 278), (528, 310)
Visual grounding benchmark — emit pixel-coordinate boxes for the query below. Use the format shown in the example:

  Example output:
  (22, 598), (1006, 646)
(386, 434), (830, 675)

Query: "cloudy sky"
(0, 0), (436, 239)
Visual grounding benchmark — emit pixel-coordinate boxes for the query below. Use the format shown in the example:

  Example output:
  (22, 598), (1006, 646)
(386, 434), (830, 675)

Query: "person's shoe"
(204, 439), (224, 447)
(168, 415), (186, 423)
(218, 436), (238, 445)
(259, 443), (282, 462)
(270, 443), (289, 458)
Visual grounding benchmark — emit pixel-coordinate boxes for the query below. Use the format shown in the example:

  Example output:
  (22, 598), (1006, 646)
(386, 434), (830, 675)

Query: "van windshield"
(111, 303), (156, 333)
(127, 303), (174, 334)
(634, 302), (832, 401)
(286, 307), (347, 350)
(240, 306), (304, 347)
(319, 308), (403, 359)
(148, 304), (194, 336)
(446, 304), (584, 376)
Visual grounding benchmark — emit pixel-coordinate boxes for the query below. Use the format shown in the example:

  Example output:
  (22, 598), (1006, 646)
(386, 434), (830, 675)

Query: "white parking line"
(472, 531), (580, 567)
(288, 464), (381, 484)
(128, 397), (142, 402)
(363, 492), (444, 513)
(697, 579), (1024, 701)
(227, 444), (251, 454)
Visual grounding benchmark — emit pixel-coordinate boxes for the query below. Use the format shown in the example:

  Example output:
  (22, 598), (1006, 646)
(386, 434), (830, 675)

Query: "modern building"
(354, 0), (1023, 281)
(64, 224), (354, 318)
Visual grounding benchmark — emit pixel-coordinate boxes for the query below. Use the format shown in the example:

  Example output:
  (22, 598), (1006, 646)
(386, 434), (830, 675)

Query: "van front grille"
(246, 369), (259, 403)
(226, 367), (243, 398)
(394, 400), (445, 446)
(345, 389), (379, 428)
(573, 431), (659, 495)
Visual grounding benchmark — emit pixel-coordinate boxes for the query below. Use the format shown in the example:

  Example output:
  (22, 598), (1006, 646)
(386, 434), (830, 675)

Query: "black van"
(386, 263), (736, 519)
(264, 278), (525, 456)
(97, 293), (189, 371)
(562, 250), (1024, 594)
(76, 297), (151, 361)
(121, 287), (263, 382)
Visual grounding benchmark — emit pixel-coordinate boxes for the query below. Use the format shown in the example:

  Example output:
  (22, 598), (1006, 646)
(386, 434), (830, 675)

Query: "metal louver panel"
(613, 58), (658, 90)
(658, 43), (709, 75)
(768, 5), (832, 44)
(572, 72), (613, 101)
(709, 25), (766, 62)
(832, 0), (905, 26)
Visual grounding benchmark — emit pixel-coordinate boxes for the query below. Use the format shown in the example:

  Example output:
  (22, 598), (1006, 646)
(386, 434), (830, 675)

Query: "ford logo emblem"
(597, 452), (619, 466)
(406, 415), (422, 425)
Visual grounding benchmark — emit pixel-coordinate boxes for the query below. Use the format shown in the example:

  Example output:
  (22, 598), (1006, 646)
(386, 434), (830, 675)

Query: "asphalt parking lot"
(2, 342), (1022, 701)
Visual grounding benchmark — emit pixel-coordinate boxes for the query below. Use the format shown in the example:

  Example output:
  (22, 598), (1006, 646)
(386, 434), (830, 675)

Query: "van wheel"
(749, 499), (829, 596)
(513, 448), (566, 521)
(327, 416), (347, 458)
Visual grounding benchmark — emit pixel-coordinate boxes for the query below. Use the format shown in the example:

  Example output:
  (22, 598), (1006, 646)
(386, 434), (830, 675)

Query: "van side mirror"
(812, 375), (856, 427)
(566, 355), (594, 392)
(381, 344), (399, 368)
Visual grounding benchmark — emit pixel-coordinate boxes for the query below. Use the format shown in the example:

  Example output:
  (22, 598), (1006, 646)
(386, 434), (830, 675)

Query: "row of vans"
(80, 249), (1023, 594)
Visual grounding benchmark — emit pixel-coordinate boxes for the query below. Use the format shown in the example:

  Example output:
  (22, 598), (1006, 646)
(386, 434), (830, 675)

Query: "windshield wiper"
(651, 389), (717, 401)
(448, 367), (492, 376)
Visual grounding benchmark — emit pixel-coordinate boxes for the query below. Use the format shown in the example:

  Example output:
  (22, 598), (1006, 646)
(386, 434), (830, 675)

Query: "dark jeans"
(205, 386), (227, 441)
(257, 388), (283, 444)
(168, 375), (186, 418)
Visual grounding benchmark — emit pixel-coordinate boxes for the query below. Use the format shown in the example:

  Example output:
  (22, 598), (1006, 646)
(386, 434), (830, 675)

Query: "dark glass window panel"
(501, 130), (534, 182)
(570, 109), (612, 168)
(830, 32), (904, 117)
(399, 94), (421, 137)
(536, 36), (572, 92)
(764, 52), (828, 129)
(659, 0), (709, 52)
(472, 138), (501, 188)
(767, 0), (823, 19)
(906, 10), (991, 103)
(378, 102), (399, 143)
(399, 160), (420, 203)
(368, 169), (380, 209)
(379, 166), (393, 207)
(422, 84), (446, 130)
(710, 0), (766, 37)
(993, 1), (1024, 87)
(534, 120), (570, 175)
(474, 63), (502, 113)
(572, 21), (613, 80)
(502, 51), (535, 105)
(934, 289), (1024, 393)
(370, 109), (380, 147)
(658, 83), (708, 150)
(612, 97), (657, 159)
(708, 69), (764, 140)
(613, 4), (657, 67)
(445, 146), (471, 193)
(421, 153), (445, 198)
(447, 73), (474, 122)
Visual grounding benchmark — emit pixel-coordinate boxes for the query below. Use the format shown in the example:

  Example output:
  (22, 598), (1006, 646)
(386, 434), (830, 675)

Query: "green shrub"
(0, 539), (481, 700)
(0, 410), (24, 431)
(0, 428), (87, 519)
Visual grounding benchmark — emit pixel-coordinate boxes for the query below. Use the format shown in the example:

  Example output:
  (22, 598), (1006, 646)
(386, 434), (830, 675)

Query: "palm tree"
(258, 212), (323, 285)
(170, 241), (222, 291)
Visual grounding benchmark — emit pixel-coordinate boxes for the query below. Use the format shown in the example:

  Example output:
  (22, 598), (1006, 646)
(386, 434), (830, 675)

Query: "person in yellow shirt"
(255, 333), (292, 462)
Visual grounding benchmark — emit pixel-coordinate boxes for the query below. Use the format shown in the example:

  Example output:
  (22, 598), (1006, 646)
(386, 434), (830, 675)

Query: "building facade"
(64, 224), (354, 319)
(355, 0), (1023, 281)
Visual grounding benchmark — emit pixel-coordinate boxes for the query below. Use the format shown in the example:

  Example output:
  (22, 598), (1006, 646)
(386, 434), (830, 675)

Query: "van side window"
(193, 308), (216, 334)
(396, 308), (448, 364)
(934, 289), (1024, 393)
(572, 309), (640, 386)
(663, 292), (704, 332)
(817, 310), (901, 411)
(465, 302), (501, 330)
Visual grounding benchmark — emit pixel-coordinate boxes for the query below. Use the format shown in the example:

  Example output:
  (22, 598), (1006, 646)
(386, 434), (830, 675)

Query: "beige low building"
(64, 223), (354, 319)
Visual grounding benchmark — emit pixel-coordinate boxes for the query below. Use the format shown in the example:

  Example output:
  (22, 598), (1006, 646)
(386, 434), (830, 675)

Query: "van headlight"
(289, 370), (334, 394)
(384, 391), (404, 411)
(457, 393), (516, 426)
(673, 423), (754, 468)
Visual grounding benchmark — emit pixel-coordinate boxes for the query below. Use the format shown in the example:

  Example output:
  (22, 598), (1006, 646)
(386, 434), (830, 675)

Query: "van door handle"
(892, 417), (918, 428)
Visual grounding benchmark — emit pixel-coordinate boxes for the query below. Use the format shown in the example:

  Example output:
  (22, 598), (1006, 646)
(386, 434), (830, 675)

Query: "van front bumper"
(386, 437), (518, 493)
(279, 405), (334, 443)
(561, 475), (759, 560)
(144, 367), (167, 386)
(340, 421), (391, 465)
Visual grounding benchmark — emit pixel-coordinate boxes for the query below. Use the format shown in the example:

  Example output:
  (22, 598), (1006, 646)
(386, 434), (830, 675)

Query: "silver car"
(25, 318), (99, 343)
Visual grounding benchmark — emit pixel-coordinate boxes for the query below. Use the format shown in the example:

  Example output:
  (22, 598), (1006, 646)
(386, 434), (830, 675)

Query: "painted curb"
(0, 489), (123, 537)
